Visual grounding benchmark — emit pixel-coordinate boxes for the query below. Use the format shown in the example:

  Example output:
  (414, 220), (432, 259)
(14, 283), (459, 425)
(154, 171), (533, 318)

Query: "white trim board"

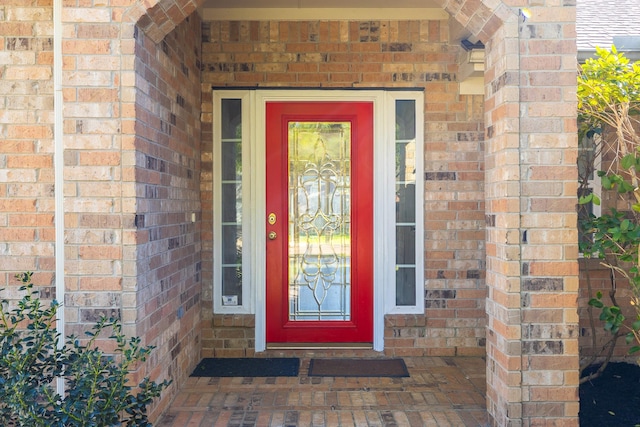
(201, 8), (448, 21)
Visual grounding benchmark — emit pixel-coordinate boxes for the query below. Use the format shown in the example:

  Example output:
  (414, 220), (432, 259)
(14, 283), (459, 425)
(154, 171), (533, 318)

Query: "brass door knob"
(268, 231), (277, 240)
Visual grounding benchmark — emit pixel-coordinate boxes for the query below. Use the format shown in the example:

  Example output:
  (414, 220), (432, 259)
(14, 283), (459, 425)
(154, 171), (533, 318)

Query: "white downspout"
(53, 0), (65, 395)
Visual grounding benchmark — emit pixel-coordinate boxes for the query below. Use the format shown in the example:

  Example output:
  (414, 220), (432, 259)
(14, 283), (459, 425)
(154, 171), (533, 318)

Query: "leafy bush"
(578, 46), (640, 380)
(0, 272), (170, 426)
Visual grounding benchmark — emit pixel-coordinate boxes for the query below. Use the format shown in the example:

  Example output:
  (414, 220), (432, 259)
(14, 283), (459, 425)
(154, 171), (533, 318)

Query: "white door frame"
(253, 90), (386, 352)
(213, 89), (424, 352)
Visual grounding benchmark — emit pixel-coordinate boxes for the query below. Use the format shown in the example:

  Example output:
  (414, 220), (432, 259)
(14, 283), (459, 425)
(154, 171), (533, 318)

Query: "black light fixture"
(461, 39), (485, 51)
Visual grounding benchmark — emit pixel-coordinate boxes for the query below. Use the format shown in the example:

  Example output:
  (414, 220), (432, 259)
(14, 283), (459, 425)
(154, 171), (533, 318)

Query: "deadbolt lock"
(268, 213), (277, 225)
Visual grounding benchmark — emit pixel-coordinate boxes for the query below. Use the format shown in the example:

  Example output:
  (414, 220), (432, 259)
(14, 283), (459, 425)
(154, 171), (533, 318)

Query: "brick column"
(61, 1), (204, 420)
(482, 3), (579, 426)
(482, 16), (525, 425)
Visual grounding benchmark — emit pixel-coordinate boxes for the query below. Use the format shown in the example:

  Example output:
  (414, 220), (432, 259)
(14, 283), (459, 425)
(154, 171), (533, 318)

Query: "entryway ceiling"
(200, 0), (445, 20)
(203, 0), (439, 7)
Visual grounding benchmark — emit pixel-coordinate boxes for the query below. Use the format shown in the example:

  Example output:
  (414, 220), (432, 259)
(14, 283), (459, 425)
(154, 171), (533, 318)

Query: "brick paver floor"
(157, 356), (488, 427)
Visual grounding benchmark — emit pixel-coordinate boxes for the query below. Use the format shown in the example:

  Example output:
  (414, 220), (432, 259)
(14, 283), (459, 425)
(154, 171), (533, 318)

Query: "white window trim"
(213, 91), (254, 315)
(212, 89), (425, 352)
(587, 132), (602, 218)
(384, 91), (425, 316)
(578, 131), (602, 258)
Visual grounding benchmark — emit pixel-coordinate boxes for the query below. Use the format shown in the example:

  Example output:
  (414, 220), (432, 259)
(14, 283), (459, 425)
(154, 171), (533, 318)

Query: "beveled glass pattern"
(288, 122), (351, 321)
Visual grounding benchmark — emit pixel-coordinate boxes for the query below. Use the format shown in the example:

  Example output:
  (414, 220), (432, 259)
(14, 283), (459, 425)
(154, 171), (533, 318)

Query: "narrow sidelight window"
(215, 95), (250, 312)
(395, 100), (418, 306)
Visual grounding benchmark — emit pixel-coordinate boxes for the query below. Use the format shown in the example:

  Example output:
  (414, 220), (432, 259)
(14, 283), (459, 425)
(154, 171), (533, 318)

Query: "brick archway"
(122, 0), (204, 43)
(130, 0), (515, 46)
(1, 0), (577, 424)
(123, 1), (579, 425)
(435, 0), (514, 42)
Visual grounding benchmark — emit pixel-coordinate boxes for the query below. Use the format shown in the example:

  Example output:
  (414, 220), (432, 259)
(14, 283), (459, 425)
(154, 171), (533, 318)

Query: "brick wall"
(578, 259), (635, 360)
(0, 2), (201, 421)
(130, 14), (203, 417)
(1, 0), (583, 425)
(577, 113), (640, 363)
(199, 19), (487, 358)
(0, 2), (55, 292)
(62, 6), (129, 341)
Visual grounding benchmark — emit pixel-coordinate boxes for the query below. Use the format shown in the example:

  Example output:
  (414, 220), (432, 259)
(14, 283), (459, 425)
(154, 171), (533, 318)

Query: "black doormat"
(308, 358), (409, 377)
(190, 357), (300, 377)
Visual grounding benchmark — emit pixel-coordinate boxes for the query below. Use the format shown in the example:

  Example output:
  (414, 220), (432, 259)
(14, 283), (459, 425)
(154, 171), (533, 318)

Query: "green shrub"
(577, 46), (640, 380)
(0, 272), (170, 426)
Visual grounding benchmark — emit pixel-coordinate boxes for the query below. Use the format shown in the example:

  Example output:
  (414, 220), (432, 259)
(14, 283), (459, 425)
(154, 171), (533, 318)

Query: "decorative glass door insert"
(288, 122), (351, 321)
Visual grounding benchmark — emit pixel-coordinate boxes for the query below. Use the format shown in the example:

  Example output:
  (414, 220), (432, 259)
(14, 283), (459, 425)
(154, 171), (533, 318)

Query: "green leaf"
(579, 193), (593, 205)
(604, 321), (614, 331)
(620, 181), (635, 193)
(588, 298), (604, 308)
(621, 154), (636, 170)
(627, 333), (635, 344)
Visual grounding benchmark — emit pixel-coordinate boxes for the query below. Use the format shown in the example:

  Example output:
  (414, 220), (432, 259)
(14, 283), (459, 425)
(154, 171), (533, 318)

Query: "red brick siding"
(132, 14), (203, 416)
(578, 259), (635, 360)
(0, 2), (55, 291)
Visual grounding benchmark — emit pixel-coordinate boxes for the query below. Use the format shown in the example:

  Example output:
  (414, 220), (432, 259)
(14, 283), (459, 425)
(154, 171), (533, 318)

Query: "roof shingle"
(577, 0), (640, 51)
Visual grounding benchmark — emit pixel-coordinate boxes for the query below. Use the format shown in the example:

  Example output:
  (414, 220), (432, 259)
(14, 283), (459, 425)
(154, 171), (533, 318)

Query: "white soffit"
(201, 0), (446, 20)
(207, 0), (439, 6)
(202, 8), (448, 20)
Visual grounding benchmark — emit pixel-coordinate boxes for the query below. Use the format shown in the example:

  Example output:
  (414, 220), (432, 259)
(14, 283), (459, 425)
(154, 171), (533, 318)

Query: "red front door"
(265, 101), (373, 344)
